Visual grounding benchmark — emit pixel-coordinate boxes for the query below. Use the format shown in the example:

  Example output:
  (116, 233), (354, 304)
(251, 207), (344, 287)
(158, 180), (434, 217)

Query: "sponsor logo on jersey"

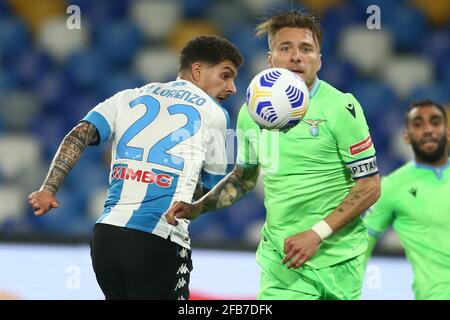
(303, 119), (326, 137)
(112, 166), (173, 188)
(349, 136), (373, 155)
(346, 103), (356, 118)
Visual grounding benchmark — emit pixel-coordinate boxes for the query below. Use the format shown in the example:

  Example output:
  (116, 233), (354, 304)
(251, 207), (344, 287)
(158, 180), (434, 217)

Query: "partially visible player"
(27, 35), (243, 300)
(364, 100), (450, 299)
(166, 11), (380, 300)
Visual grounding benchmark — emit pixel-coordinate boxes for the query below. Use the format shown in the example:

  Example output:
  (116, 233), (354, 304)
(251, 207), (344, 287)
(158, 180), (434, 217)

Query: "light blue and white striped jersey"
(82, 80), (230, 249)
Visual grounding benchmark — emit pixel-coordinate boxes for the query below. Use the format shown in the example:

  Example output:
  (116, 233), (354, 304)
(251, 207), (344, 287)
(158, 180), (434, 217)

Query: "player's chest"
(395, 177), (450, 226)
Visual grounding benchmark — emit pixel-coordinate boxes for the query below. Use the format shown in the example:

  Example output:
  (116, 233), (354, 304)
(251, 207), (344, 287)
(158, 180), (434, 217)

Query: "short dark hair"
(404, 99), (448, 126)
(256, 11), (322, 49)
(179, 35), (243, 72)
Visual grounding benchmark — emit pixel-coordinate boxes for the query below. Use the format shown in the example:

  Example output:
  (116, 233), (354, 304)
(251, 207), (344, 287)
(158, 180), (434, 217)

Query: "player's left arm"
(283, 94), (381, 269)
(283, 175), (380, 268)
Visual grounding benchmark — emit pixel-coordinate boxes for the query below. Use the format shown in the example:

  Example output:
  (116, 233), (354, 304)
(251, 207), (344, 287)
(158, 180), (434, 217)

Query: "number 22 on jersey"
(116, 95), (201, 171)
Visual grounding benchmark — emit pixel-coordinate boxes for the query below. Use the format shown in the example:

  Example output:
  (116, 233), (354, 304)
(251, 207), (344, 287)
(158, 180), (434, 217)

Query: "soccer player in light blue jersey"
(28, 35), (243, 300)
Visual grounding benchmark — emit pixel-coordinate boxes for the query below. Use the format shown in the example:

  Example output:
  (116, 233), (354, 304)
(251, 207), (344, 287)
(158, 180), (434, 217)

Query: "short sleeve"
(202, 106), (229, 190)
(330, 93), (378, 179)
(81, 91), (123, 144)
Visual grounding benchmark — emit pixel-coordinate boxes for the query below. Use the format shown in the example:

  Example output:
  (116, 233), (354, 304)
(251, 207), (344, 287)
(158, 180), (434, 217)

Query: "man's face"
(404, 105), (450, 163)
(194, 60), (238, 103)
(268, 27), (321, 89)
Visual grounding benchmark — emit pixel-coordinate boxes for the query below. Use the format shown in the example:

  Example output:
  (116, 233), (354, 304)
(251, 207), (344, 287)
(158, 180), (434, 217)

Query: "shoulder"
(317, 80), (360, 107)
(237, 103), (259, 130)
(382, 162), (415, 188)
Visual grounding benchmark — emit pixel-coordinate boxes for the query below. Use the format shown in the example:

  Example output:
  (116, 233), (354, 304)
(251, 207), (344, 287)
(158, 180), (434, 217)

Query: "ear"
(403, 129), (411, 145)
(317, 53), (322, 73)
(191, 62), (202, 83)
(268, 52), (273, 68)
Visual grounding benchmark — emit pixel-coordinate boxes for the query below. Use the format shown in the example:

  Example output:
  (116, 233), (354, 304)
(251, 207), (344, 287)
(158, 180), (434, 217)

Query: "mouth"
(289, 69), (305, 79)
(421, 139), (438, 150)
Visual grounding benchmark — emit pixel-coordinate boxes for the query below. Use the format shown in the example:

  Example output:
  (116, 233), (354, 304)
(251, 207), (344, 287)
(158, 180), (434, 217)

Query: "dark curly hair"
(179, 35), (243, 72)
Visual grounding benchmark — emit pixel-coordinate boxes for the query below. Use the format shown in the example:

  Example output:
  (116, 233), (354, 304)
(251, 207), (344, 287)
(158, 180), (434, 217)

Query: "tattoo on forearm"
(336, 187), (370, 222)
(201, 165), (259, 212)
(192, 182), (205, 201)
(42, 122), (99, 194)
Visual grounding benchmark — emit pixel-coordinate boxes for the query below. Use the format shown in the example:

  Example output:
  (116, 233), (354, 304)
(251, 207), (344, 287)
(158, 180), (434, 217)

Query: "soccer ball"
(246, 68), (309, 130)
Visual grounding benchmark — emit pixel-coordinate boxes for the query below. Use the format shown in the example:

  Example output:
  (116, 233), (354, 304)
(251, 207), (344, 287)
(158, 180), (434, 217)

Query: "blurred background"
(0, 0), (449, 299)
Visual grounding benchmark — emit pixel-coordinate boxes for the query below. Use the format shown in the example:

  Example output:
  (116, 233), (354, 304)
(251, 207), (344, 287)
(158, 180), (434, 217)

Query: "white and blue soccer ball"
(246, 68), (309, 130)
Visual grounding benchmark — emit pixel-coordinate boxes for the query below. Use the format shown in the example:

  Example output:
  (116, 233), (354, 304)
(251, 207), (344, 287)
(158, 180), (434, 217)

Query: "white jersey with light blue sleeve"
(82, 80), (230, 249)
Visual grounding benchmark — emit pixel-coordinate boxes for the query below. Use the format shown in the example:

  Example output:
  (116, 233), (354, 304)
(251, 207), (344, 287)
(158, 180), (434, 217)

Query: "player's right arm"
(165, 163), (259, 224)
(166, 103), (260, 225)
(363, 177), (396, 269)
(27, 121), (99, 216)
(28, 90), (120, 216)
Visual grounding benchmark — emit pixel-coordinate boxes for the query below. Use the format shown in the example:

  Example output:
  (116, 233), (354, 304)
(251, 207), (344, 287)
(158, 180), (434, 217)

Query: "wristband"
(311, 220), (333, 240)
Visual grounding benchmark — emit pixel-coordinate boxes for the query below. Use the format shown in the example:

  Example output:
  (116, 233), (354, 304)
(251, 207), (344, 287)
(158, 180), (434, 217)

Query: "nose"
(226, 81), (237, 95)
(291, 48), (302, 63)
(422, 122), (434, 133)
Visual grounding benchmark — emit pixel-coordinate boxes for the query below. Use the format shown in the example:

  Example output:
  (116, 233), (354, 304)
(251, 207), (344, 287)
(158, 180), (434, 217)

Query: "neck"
(415, 154), (449, 168)
(178, 72), (194, 84)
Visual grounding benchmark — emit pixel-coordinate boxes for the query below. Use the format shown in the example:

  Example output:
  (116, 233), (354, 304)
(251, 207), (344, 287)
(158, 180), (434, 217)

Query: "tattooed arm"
(27, 121), (100, 216)
(282, 174), (381, 269)
(165, 164), (260, 225)
(322, 174), (380, 232)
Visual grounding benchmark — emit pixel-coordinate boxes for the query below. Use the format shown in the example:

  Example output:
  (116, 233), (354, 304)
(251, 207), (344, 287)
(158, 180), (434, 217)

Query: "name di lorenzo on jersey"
(112, 166), (173, 188)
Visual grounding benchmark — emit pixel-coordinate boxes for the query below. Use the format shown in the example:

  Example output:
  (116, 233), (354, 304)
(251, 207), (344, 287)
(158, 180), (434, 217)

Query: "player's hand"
(27, 189), (59, 216)
(165, 201), (203, 226)
(282, 230), (322, 269)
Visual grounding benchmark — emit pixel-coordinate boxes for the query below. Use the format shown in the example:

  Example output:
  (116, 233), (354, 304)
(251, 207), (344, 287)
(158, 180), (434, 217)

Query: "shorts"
(90, 223), (193, 300)
(256, 237), (365, 300)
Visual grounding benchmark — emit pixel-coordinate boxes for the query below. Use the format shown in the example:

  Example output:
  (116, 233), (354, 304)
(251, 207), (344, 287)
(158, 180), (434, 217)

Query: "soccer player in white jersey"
(27, 35), (243, 300)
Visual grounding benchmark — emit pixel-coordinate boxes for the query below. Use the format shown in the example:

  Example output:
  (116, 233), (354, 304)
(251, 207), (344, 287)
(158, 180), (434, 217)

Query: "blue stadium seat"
(420, 29), (450, 71)
(99, 71), (144, 98)
(34, 70), (74, 112)
(383, 3), (428, 51)
(95, 20), (143, 66)
(0, 70), (17, 94)
(65, 49), (110, 90)
(410, 85), (450, 105)
(318, 56), (358, 92)
(323, 4), (361, 39)
(30, 187), (91, 234)
(182, 0), (212, 18)
(0, 17), (29, 58)
(29, 113), (71, 162)
(3, 46), (53, 87)
(63, 91), (104, 126)
(351, 80), (397, 122)
(69, 0), (129, 28)
(225, 24), (267, 63)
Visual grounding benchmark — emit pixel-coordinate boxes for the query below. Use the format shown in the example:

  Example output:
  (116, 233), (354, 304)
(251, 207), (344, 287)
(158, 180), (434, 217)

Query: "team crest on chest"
(303, 119), (326, 137)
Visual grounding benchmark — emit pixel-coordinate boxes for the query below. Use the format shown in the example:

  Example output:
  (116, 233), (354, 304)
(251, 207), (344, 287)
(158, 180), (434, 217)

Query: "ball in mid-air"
(246, 68), (309, 130)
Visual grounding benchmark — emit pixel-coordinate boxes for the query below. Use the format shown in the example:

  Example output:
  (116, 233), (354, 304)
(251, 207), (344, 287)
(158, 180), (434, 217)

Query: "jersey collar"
(414, 158), (450, 180)
(309, 77), (321, 98)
